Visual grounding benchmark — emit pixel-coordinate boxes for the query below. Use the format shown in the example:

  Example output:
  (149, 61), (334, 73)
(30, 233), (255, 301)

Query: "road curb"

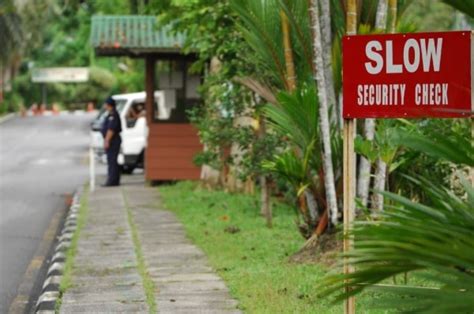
(34, 189), (82, 314)
(0, 113), (16, 124)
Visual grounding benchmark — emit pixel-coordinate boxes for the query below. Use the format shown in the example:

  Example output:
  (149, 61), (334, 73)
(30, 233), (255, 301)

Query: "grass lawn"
(159, 182), (386, 314)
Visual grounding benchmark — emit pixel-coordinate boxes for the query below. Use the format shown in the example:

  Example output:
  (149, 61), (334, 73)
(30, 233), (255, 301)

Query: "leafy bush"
(319, 131), (474, 313)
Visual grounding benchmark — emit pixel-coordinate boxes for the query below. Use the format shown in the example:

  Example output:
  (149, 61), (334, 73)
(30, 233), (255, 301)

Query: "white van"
(90, 91), (170, 174)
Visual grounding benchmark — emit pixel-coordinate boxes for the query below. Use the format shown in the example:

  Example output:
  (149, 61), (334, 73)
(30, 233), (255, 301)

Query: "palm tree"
(357, 0), (388, 209)
(371, 0), (397, 212)
(309, 0), (339, 226)
(233, 0), (322, 235)
(263, 85), (331, 238)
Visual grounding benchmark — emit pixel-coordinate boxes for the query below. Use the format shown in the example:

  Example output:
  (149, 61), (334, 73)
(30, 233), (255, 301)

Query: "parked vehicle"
(90, 91), (167, 174)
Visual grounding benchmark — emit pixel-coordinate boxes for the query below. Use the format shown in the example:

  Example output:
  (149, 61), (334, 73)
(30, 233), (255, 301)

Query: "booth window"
(153, 60), (201, 123)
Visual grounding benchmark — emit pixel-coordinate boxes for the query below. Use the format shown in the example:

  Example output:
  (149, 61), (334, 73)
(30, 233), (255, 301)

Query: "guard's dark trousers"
(106, 137), (121, 186)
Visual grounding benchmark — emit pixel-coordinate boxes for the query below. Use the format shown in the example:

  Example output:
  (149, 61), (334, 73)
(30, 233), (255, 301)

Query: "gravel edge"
(34, 188), (82, 314)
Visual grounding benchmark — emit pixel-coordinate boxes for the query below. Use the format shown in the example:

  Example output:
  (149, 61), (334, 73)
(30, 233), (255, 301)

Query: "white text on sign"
(357, 37), (447, 106)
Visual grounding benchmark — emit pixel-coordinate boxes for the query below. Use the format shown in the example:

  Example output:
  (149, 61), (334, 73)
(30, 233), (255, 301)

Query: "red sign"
(343, 31), (472, 118)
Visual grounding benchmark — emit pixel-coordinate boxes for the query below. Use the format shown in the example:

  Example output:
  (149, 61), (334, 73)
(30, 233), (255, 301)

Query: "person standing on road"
(101, 97), (122, 186)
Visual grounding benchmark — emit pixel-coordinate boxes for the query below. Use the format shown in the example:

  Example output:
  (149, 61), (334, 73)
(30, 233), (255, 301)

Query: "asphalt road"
(0, 113), (95, 313)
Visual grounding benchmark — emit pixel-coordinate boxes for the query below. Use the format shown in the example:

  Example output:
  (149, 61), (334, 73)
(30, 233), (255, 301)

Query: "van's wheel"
(121, 165), (135, 174)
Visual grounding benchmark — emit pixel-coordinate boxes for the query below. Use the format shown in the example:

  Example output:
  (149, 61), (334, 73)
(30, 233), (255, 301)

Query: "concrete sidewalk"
(59, 175), (240, 313)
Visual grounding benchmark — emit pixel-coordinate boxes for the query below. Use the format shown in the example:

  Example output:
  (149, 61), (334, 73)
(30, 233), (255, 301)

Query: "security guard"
(101, 97), (122, 186)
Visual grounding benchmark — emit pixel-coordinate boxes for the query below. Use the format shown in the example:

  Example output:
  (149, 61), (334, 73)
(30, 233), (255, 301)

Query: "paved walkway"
(60, 175), (240, 313)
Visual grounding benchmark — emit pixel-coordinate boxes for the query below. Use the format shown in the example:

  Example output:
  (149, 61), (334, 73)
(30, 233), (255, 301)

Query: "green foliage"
(0, 90), (23, 113)
(441, 0), (474, 18)
(73, 66), (116, 103)
(265, 87), (320, 163)
(263, 86), (322, 194)
(160, 0), (284, 180)
(159, 0), (245, 74)
(262, 86), (343, 235)
(321, 127), (474, 312)
(395, 128), (473, 167)
(114, 60), (145, 93)
(233, 0), (314, 89)
(238, 116), (283, 181)
(232, 0), (286, 88)
(354, 119), (404, 173)
(263, 150), (311, 191)
(188, 79), (254, 171)
(7, 0), (144, 109)
(0, 0), (22, 64)
(388, 119), (471, 202)
(319, 176), (474, 313)
(403, 0), (458, 31)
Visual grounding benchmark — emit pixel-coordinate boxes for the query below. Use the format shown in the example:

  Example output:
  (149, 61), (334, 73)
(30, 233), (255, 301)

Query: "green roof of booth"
(90, 15), (186, 57)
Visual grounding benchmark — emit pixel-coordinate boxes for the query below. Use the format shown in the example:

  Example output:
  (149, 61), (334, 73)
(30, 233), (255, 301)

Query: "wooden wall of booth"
(144, 57), (202, 182)
(145, 123), (201, 181)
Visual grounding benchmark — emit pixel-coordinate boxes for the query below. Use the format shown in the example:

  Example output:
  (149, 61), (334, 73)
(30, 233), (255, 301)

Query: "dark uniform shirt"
(101, 109), (122, 140)
(101, 108), (122, 185)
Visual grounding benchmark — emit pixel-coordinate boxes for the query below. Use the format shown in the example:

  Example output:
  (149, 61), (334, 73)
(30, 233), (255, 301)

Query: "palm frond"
(395, 131), (473, 167)
(278, 0), (313, 81)
(318, 176), (474, 313)
(441, 0), (474, 18)
(264, 86), (320, 157)
(231, 0), (287, 89)
(262, 150), (309, 189)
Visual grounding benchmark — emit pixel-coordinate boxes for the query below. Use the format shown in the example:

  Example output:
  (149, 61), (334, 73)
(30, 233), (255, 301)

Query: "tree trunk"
(357, 0), (388, 209)
(300, 209), (328, 250)
(200, 57), (222, 187)
(304, 189), (319, 222)
(371, 0), (396, 212)
(260, 175), (272, 228)
(337, 91), (343, 135)
(319, 0), (338, 127)
(258, 116), (272, 227)
(277, 8), (299, 227)
(0, 64), (4, 103)
(454, 11), (470, 30)
(372, 159), (387, 211)
(375, 0), (388, 32)
(388, 0), (397, 34)
(356, 118), (374, 209)
(280, 10), (296, 92)
(309, 0), (339, 226)
(346, 0), (357, 36)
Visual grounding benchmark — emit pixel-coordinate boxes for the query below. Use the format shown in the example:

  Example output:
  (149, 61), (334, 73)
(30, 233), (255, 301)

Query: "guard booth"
(90, 15), (202, 181)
